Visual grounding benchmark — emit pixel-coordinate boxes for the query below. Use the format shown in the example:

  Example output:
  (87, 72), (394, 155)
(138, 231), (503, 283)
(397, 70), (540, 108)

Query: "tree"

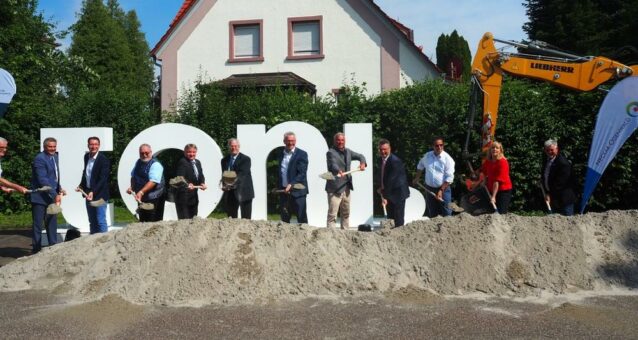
(435, 30), (472, 81)
(523, 0), (638, 59)
(0, 0), (93, 212)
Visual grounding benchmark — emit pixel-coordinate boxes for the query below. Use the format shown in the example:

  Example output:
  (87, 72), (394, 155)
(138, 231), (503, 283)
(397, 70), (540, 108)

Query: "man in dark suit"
(541, 139), (576, 216)
(278, 132), (309, 224)
(377, 139), (409, 227)
(325, 132), (366, 229)
(76, 136), (110, 234)
(175, 143), (207, 219)
(221, 138), (254, 219)
(30, 137), (66, 253)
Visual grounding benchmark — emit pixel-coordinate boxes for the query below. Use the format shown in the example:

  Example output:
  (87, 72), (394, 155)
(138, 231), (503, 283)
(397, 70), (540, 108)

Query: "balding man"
(127, 144), (165, 222)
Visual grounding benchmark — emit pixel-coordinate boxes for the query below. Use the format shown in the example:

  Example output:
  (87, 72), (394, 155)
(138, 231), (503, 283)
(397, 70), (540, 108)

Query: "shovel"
(270, 183), (306, 194)
(319, 168), (362, 180)
(170, 176), (205, 189)
(130, 191), (154, 211)
(481, 184), (499, 214)
(25, 186), (52, 194)
(77, 188), (106, 207)
(414, 182), (465, 213)
(538, 181), (552, 214)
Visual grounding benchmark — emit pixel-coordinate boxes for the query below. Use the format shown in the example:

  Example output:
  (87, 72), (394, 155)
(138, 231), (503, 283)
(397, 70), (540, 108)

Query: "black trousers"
(225, 190), (252, 219)
(280, 193), (307, 224)
(387, 198), (406, 227)
(176, 202), (198, 219)
(139, 197), (165, 222)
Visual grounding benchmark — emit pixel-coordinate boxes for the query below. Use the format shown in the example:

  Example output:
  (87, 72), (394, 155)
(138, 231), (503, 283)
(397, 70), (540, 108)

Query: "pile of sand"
(1, 211), (637, 306)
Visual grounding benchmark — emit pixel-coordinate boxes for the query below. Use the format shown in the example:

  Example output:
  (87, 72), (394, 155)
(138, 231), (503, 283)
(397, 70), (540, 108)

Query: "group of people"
(0, 132), (576, 254)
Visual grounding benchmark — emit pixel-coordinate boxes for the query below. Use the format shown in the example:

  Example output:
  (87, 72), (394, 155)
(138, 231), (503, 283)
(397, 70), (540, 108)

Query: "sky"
(36, 0), (528, 62)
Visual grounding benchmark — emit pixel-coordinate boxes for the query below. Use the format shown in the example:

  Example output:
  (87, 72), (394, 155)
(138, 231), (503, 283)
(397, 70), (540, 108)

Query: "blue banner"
(581, 77), (638, 213)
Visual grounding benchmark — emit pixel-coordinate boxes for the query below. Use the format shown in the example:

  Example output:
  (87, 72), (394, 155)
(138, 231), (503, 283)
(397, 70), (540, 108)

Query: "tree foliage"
(435, 30), (472, 80)
(523, 0), (638, 61)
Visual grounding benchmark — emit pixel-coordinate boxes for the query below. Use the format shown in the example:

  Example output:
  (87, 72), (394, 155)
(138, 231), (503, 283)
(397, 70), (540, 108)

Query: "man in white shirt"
(413, 137), (455, 217)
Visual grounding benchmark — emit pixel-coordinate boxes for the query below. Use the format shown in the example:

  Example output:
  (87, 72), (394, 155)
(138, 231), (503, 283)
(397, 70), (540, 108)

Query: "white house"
(151, 0), (441, 111)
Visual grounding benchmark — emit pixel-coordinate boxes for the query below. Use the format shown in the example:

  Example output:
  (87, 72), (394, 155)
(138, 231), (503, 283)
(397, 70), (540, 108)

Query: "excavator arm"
(466, 32), (637, 161)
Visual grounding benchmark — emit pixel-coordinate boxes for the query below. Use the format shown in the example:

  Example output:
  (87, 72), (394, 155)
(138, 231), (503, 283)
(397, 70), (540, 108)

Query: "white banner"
(0, 68), (17, 118)
(581, 77), (638, 212)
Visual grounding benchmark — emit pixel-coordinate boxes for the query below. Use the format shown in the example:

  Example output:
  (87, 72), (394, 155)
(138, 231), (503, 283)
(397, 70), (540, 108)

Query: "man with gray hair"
(541, 139), (576, 216)
(127, 144), (165, 222)
(0, 137), (28, 194)
(278, 132), (308, 223)
(221, 138), (254, 219)
(325, 132), (366, 229)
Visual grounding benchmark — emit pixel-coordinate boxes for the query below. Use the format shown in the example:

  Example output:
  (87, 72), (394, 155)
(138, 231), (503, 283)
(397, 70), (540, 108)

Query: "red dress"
(483, 157), (512, 193)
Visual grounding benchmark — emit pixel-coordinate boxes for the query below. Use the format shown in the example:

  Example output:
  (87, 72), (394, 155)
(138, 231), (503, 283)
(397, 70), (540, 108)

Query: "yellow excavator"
(463, 32), (638, 162)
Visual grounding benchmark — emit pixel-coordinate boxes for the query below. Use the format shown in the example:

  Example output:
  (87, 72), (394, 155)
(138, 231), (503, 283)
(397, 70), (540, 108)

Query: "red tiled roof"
(151, 0), (440, 73)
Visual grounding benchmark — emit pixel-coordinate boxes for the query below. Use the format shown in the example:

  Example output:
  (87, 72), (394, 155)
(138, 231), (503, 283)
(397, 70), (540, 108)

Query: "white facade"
(153, 0), (440, 111)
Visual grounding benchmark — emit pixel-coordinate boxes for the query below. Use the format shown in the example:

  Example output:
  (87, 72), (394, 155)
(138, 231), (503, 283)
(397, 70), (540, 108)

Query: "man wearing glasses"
(413, 137), (455, 217)
(127, 144), (165, 222)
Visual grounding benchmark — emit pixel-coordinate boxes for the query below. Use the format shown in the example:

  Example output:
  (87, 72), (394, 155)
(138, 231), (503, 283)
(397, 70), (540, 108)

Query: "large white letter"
(118, 123), (223, 220)
(238, 121), (328, 227)
(41, 128), (114, 232)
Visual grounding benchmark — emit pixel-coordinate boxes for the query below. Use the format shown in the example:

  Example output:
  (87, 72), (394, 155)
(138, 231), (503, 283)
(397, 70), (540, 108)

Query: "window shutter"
(234, 25), (259, 57)
(292, 22), (319, 55)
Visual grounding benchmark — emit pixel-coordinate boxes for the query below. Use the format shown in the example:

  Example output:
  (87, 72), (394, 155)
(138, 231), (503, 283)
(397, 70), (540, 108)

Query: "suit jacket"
(278, 147), (309, 197)
(79, 152), (110, 201)
(30, 151), (61, 205)
(379, 153), (410, 203)
(325, 147), (366, 194)
(175, 157), (205, 206)
(541, 153), (576, 207)
(221, 153), (255, 202)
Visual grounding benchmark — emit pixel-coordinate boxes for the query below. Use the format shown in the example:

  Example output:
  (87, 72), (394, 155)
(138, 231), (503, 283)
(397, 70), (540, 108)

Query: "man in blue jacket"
(377, 139), (409, 227)
(278, 132), (308, 224)
(76, 137), (110, 234)
(30, 137), (66, 253)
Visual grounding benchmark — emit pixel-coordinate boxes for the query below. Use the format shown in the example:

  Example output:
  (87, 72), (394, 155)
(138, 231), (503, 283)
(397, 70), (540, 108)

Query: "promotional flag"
(581, 77), (638, 213)
(0, 68), (17, 118)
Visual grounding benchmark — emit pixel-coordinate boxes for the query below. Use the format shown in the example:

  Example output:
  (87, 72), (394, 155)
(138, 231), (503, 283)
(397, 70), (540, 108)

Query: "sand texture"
(1, 211), (637, 306)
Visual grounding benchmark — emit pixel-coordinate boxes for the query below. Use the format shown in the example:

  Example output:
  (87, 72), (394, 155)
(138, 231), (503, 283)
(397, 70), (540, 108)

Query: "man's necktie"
(51, 156), (59, 182)
(192, 160), (199, 179)
(229, 156), (235, 171)
(381, 158), (386, 189)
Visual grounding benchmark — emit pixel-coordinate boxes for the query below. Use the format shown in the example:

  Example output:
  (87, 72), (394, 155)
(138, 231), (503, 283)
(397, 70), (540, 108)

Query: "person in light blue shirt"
(127, 144), (165, 222)
(413, 137), (455, 217)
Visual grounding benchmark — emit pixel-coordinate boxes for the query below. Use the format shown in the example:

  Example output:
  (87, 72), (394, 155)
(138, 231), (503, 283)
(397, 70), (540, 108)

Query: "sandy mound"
(1, 211), (637, 306)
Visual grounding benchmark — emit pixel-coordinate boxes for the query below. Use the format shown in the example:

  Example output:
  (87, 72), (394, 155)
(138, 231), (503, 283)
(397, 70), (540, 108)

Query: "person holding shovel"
(541, 139), (575, 216)
(76, 136), (110, 234)
(174, 143), (207, 219)
(127, 144), (165, 222)
(325, 132), (367, 229)
(278, 132), (308, 224)
(377, 139), (409, 228)
(30, 137), (66, 253)
(220, 139), (253, 219)
(413, 137), (455, 217)
(481, 141), (512, 214)
(0, 137), (28, 194)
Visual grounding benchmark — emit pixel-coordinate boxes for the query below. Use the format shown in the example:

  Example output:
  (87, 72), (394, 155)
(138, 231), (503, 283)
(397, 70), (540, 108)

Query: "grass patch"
(1, 207), (283, 230)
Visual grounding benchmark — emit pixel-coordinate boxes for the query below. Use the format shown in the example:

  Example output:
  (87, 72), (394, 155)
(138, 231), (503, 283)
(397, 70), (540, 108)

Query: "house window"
(229, 20), (264, 63)
(287, 16), (324, 60)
